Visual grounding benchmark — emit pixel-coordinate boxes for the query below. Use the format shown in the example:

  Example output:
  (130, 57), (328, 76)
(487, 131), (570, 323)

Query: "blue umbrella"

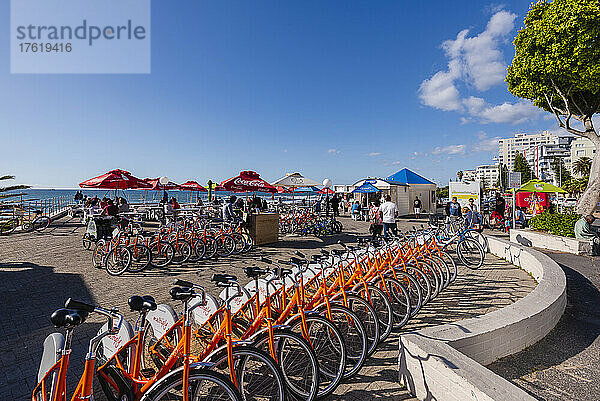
(352, 183), (380, 193)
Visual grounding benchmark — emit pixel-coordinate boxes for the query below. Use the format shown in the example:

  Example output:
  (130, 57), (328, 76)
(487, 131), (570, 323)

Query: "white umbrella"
(271, 172), (321, 187)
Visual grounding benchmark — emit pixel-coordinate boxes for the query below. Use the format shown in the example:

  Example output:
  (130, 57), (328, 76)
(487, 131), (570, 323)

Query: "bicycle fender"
(247, 325), (293, 343)
(283, 310), (319, 326)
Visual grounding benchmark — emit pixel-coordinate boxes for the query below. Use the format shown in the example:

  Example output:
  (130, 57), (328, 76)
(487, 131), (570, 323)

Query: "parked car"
(564, 198), (578, 208)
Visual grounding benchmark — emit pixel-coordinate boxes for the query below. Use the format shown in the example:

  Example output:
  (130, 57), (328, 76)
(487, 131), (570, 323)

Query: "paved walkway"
(488, 251), (600, 401)
(0, 217), (536, 401)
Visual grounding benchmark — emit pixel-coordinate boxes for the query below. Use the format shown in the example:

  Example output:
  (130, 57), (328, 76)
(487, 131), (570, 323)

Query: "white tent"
(271, 172), (320, 188)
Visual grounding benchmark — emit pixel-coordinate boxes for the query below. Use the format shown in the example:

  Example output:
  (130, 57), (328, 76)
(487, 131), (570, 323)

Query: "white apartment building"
(498, 131), (556, 171)
(570, 137), (596, 176)
(462, 169), (476, 182)
(525, 141), (573, 185)
(475, 164), (499, 188)
(461, 165), (499, 188)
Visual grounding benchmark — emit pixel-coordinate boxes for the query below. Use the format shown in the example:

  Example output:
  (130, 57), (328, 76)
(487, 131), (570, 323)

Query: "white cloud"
(418, 9), (540, 125)
(464, 96), (541, 124)
(327, 148), (340, 154)
(365, 152), (381, 157)
(431, 144), (466, 155)
(472, 132), (500, 152)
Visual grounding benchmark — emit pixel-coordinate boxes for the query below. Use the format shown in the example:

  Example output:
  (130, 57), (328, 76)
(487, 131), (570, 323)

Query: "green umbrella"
(513, 179), (567, 193)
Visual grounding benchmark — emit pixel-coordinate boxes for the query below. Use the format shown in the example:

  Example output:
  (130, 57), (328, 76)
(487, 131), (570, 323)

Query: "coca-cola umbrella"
(180, 180), (207, 203)
(143, 178), (182, 191)
(317, 187), (335, 194)
(221, 171), (277, 193)
(79, 169), (151, 198)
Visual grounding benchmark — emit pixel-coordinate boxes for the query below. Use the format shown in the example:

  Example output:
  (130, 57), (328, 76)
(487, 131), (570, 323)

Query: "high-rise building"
(570, 137), (596, 177)
(462, 170), (477, 182)
(525, 140), (574, 185)
(498, 131), (556, 171)
(461, 165), (499, 188)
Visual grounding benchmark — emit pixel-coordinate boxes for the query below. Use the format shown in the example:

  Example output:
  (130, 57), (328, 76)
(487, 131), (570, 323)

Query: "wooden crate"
(248, 213), (279, 245)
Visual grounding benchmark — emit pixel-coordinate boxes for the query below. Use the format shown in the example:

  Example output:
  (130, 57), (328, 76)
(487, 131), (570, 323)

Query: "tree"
(573, 157), (592, 177)
(513, 151), (535, 182)
(506, 0), (600, 214)
(0, 175), (30, 200)
(436, 185), (449, 199)
(457, 171), (463, 181)
(551, 157), (571, 186)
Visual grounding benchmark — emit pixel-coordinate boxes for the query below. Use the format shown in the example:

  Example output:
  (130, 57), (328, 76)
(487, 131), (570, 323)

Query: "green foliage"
(562, 176), (589, 194)
(436, 186), (449, 199)
(506, 0), (600, 115)
(551, 157), (571, 185)
(573, 157), (592, 176)
(0, 175), (30, 200)
(529, 212), (581, 237)
(513, 151), (535, 182)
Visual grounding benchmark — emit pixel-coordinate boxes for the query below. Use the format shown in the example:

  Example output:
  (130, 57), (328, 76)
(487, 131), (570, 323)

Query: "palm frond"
(0, 185), (31, 193)
(0, 175), (16, 181)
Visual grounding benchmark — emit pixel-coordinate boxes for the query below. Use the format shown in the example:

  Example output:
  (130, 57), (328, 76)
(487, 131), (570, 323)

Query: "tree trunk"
(576, 134), (600, 215)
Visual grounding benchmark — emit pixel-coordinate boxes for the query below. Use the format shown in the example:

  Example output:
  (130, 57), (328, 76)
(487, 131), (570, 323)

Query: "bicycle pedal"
(140, 368), (156, 378)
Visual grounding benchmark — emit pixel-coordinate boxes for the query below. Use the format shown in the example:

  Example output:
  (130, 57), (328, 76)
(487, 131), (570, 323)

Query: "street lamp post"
(323, 178), (332, 217)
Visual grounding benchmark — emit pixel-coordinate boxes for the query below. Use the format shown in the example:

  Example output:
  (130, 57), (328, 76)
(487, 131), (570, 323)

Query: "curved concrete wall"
(398, 236), (567, 401)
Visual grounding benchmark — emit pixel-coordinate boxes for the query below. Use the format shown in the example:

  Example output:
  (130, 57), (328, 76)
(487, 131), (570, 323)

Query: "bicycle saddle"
(289, 256), (305, 265)
(170, 286), (195, 301)
(128, 295), (157, 312)
(211, 273), (237, 286)
(244, 266), (268, 278)
(274, 267), (293, 278)
(50, 309), (88, 329)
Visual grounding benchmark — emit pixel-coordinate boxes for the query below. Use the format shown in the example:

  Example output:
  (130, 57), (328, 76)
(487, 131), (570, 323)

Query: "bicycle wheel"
(391, 270), (422, 317)
(150, 241), (175, 268)
(352, 284), (394, 342)
(105, 247), (131, 276)
(318, 304), (367, 379)
(457, 238), (485, 269)
(429, 254), (451, 290)
(210, 345), (286, 401)
(372, 276), (411, 329)
(216, 235), (235, 257)
(344, 295), (380, 356)
(171, 241), (192, 265)
(128, 244), (152, 272)
(465, 230), (488, 252)
(143, 368), (242, 401)
(33, 216), (51, 231)
(92, 240), (107, 268)
(289, 314), (346, 398)
(189, 238), (206, 262)
(439, 250), (458, 283)
(252, 330), (319, 401)
(204, 236), (218, 259)
(404, 266), (432, 306)
(241, 232), (254, 253)
(231, 233), (246, 254)
(0, 218), (19, 235)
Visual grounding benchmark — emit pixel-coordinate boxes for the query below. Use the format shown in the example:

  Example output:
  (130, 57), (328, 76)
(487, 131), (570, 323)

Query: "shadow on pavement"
(0, 262), (99, 401)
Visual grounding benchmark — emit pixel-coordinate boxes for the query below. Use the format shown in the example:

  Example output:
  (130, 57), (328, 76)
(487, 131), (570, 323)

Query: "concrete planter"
(510, 228), (592, 255)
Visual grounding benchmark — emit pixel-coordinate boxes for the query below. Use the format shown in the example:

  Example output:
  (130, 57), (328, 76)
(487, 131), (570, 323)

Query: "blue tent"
(352, 182), (380, 193)
(386, 168), (435, 185)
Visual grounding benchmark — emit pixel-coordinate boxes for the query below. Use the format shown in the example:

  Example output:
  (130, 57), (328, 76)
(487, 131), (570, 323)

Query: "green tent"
(513, 179), (567, 193)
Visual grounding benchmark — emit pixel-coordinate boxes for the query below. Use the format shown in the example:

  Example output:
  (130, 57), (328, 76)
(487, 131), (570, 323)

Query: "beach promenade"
(0, 216), (537, 401)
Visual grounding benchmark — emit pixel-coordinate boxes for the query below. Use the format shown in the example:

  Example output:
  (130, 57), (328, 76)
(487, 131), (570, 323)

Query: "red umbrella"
(214, 185), (227, 191)
(180, 180), (208, 192)
(143, 178), (182, 190)
(317, 187), (335, 194)
(79, 169), (151, 189)
(221, 171), (277, 193)
(276, 186), (292, 194)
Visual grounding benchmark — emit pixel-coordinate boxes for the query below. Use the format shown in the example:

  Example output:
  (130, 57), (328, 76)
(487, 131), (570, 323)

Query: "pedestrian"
(351, 201), (361, 221)
(515, 207), (527, 228)
(495, 193), (506, 218)
(467, 198), (478, 213)
(445, 197), (462, 218)
(369, 199), (383, 239)
(413, 196), (422, 218)
(380, 195), (398, 238)
(223, 195), (237, 222)
(575, 214), (600, 255)
(331, 194), (340, 217)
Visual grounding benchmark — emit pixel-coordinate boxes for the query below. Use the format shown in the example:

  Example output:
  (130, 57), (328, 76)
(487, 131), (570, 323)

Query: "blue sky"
(2, 1), (563, 188)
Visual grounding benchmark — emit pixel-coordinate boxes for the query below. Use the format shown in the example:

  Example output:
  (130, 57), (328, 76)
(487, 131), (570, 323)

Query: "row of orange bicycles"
(88, 216), (254, 276)
(278, 208), (343, 236)
(34, 228), (478, 401)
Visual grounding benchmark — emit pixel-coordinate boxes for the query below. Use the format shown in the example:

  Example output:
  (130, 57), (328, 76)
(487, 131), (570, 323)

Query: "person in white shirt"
(379, 195), (398, 238)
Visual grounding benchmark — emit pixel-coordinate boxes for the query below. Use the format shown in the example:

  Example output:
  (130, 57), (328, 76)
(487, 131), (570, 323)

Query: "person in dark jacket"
(495, 194), (506, 218)
(445, 197), (462, 217)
